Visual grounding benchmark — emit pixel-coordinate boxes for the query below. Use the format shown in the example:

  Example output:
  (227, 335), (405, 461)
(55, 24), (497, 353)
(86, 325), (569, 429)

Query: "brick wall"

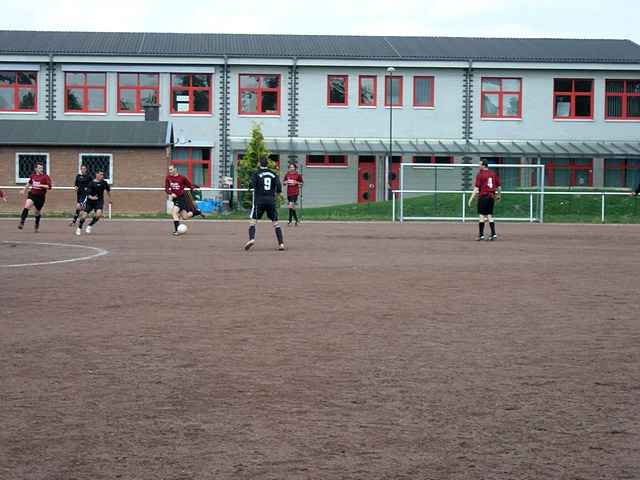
(0, 146), (170, 214)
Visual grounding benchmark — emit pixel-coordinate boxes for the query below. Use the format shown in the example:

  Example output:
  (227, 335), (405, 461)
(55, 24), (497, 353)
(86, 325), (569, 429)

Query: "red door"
(358, 156), (376, 204)
(390, 156), (402, 193)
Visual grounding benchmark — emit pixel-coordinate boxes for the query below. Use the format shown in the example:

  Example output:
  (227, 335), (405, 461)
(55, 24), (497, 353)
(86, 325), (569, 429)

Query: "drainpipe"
(47, 54), (55, 120)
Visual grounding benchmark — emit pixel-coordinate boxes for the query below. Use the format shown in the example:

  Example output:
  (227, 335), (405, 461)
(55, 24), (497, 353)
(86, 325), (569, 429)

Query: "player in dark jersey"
(244, 157), (285, 251)
(631, 183), (640, 196)
(468, 160), (502, 241)
(164, 165), (204, 236)
(75, 170), (111, 235)
(18, 162), (52, 232)
(70, 164), (92, 226)
(283, 163), (304, 226)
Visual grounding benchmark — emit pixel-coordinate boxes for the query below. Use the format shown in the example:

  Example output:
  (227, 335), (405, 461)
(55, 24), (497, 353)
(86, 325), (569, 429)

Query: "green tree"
(237, 123), (280, 208)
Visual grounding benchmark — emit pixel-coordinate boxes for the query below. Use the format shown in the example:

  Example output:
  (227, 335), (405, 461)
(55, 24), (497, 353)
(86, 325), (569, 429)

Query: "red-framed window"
(384, 75), (403, 107)
(238, 74), (280, 115)
(604, 158), (640, 187)
(306, 154), (348, 167)
(358, 75), (377, 107)
(605, 80), (640, 120)
(65, 72), (106, 113)
(327, 75), (348, 106)
(541, 158), (593, 187)
(413, 156), (453, 163)
(170, 74), (211, 114)
(171, 147), (212, 187)
(413, 76), (434, 107)
(0, 71), (37, 112)
(553, 79), (593, 119)
(118, 73), (159, 113)
(481, 78), (522, 118)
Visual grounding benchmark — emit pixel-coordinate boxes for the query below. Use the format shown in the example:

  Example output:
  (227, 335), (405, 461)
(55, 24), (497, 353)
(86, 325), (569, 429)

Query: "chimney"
(143, 104), (160, 121)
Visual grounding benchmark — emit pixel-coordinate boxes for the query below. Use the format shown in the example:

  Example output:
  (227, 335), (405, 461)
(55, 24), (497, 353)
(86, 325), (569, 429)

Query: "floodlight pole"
(387, 66), (395, 201)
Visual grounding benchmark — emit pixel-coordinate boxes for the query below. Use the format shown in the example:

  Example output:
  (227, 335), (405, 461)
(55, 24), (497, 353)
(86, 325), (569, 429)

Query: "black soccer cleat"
(278, 244), (285, 251)
(244, 239), (255, 251)
(490, 235), (497, 241)
(476, 235), (485, 241)
(17, 223), (24, 230)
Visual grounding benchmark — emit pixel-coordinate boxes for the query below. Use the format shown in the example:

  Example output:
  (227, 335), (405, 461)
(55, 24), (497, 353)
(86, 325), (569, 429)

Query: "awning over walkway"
(229, 137), (640, 158)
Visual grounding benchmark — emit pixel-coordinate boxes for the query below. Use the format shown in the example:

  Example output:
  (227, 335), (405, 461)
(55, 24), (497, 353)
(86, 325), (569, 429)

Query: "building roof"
(0, 120), (172, 147)
(1, 30), (640, 63)
(229, 137), (640, 158)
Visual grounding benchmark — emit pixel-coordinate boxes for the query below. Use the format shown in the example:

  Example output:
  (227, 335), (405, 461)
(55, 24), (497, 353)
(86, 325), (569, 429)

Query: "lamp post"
(386, 66), (395, 201)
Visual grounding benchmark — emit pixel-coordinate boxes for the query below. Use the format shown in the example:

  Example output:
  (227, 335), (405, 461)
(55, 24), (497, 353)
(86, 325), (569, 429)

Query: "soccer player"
(164, 165), (203, 236)
(468, 160), (501, 241)
(244, 156), (285, 251)
(18, 162), (52, 232)
(283, 162), (303, 226)
(630, 183), (640, 196)
(0, 189), (7, 202)
(75, 170), (111, 235)
(70, 164), (92, 226)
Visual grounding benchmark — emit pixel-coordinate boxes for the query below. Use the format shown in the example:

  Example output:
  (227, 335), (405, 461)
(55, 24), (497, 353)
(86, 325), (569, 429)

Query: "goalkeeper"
(468, 160), (501, 241)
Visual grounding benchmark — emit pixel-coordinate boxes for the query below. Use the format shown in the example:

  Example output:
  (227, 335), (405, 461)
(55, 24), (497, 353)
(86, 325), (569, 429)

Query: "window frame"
(238, 73), (281, 116)
(413, 76), (435, 108)
(170, 73), (212, 115)
(412, 156), (453, 164)
(15, 152), (50, 183)
(604, 158), (640, 187)
(553, 78), (594, 120)
(171, 147), (212, 187)
(117, 73), (160, 114)
(79, 153), (114, 183)
(358, 75), (377, 107)
(543, 158), (593, 187)
(64, 72), (107, 114)
(327, 74), (349, 107)
(604, 79), (640, 121)
(305, 154), (349, 168)
(0, 71), (38, 113)
(384, 75), (403, 107)
(480, 77), (522, 119)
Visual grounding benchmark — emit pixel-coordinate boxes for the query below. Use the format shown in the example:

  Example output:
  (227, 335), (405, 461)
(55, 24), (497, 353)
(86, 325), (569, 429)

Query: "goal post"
(395, 163), (545, 223)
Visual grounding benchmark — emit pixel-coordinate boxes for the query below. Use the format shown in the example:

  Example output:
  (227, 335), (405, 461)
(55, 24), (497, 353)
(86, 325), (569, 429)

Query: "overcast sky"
(1, 0), (639, 44)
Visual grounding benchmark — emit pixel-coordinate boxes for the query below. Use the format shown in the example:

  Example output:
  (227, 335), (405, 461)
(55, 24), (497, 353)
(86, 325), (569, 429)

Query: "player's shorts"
(478, 196), (495, 216)
(27, 192), (46, 210)
(84, 199), (104, 213)
(250, 202), (278, 221)
(76, 192), (87, 204)
(172, 195), (189, 212)
(287, 195), (299, 204)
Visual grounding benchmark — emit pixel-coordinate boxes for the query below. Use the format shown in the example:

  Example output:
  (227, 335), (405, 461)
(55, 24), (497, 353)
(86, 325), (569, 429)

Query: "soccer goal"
(393, 162), (545, 223)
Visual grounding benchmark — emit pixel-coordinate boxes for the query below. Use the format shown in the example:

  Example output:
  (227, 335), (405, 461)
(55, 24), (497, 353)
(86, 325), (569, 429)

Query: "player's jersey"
(86, 179), (110, 201)
(74, 173), (92, 195)
(475, 170), (501, 198)
(165, 174), (194, 197)
(28, 173), (52, 196)
(283, 172), (303, 196)
(251, 168), (282, 205)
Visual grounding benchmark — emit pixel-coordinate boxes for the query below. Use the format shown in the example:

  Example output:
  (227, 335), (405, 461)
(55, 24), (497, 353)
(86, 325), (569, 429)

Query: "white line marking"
(0, 241), (109, 268)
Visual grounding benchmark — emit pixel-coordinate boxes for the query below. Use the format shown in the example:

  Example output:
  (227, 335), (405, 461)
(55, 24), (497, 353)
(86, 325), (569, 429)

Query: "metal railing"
(392, 189), (635, 223)
(0, 186), (251, 219)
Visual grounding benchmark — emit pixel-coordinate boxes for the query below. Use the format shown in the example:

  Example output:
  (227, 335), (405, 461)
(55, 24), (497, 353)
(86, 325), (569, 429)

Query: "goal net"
(394, 162), (545, 222)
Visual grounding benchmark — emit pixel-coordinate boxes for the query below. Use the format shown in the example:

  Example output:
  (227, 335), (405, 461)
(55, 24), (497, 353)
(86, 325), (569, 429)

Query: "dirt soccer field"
(1, 219), (638, 480)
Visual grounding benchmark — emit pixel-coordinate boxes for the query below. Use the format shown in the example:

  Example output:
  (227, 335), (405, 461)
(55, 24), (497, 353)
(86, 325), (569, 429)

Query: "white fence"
(0, 186), (251, 219)
(392, 189), (635, 223)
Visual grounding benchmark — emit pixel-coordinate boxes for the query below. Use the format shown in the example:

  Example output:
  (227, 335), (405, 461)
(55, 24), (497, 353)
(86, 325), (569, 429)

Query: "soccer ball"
(177, 224), (188, 234)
